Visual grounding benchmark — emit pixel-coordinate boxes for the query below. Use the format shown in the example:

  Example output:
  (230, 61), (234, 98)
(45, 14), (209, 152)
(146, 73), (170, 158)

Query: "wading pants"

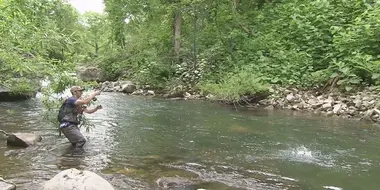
(61, 125), (86, 148)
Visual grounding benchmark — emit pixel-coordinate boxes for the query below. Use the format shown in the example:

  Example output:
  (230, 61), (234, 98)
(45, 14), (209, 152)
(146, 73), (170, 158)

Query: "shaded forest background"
(2, 0), (380, 101)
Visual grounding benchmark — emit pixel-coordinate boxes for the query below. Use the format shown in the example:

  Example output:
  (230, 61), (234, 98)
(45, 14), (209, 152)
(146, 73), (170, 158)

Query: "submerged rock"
(6, 133), (42, 148)
(0, 177), (16, 190)
(156, 177), (194, 189)
(42, 168), (115, 190)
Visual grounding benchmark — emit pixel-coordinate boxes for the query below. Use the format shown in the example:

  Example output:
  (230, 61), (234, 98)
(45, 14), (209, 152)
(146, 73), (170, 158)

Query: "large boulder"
(0, 86), (37, 102)
(163, 85), (186, 98)
(77, 66), (104, 82)
(6, 133), (42, 148)
(0, 177), (16, 190)
(42, 168), (115, 190)
(121, 83), (136, 93)
(100, 80), (137, 93)
(116, 81), (136, 93)
(131, 89), (155, 96)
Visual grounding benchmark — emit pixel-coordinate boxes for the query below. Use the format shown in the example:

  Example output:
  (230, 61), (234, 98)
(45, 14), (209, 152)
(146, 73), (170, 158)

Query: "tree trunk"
(192, 13), (198, 66)
(95, 42), (99, 55)
(173, 10), (182, 59)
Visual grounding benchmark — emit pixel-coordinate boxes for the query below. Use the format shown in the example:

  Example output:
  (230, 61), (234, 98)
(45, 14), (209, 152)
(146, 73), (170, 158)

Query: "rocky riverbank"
(99, 81), (380, 123)
(257, 85), (380, 122)
(100, 81), (201, 99)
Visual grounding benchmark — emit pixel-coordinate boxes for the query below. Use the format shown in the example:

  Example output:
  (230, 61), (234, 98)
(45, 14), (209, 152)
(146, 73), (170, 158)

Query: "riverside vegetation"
(3, 0), (380, 123)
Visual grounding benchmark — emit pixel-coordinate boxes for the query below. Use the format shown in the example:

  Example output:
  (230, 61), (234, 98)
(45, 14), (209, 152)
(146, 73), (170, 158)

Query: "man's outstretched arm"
(83, 105), (102, 114)
(75, 90), (101, 105)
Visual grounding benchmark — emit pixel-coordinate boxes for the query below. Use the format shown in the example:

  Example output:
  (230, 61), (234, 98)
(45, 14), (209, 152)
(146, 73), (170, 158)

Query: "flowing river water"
(0, 92), (380, 190)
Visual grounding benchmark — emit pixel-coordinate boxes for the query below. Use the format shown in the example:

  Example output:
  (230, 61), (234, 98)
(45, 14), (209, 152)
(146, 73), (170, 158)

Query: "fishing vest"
(57, 98), (81, 125)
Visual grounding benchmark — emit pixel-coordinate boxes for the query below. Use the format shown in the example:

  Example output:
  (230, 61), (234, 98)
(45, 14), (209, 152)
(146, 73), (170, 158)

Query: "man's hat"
(70, 86), (84, 93)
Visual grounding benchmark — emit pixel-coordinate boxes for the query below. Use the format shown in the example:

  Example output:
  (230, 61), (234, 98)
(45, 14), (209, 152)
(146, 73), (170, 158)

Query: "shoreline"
(99, 81), (380, 124)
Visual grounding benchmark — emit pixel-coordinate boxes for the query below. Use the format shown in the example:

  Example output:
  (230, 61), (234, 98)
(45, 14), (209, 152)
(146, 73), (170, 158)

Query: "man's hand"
(84, 105), (103, 114)
(90, 90), (101, 97)
(76, 90), (101, 105)
(94, 90), (101, 96)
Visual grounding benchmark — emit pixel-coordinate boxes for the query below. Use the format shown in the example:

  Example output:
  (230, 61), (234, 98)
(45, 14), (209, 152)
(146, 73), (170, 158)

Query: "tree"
(80, 12), (111, 56)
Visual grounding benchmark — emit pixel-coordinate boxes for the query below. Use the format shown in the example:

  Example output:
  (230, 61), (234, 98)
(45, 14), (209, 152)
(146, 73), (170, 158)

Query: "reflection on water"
(1, 92), (380, 189)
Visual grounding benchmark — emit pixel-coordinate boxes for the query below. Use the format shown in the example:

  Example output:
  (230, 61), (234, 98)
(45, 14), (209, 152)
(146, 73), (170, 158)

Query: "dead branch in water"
(0, 129), (9, 136)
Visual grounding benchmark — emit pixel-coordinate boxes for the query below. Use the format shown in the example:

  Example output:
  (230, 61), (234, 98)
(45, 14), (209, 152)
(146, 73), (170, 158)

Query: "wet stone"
(156, 177), (196, 189)
(42, 168), (115, 190)
(6, 133), (42, 148)
(0, 177), (16, 190)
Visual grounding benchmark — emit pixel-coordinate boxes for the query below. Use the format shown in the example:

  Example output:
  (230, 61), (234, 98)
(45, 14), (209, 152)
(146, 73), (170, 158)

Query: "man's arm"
(83, 105), (102, 114)
(75, 91), (100, 105)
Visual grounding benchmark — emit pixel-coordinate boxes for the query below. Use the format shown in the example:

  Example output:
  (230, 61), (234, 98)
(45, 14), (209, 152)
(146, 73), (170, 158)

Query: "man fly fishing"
(58, 86), (102, 150)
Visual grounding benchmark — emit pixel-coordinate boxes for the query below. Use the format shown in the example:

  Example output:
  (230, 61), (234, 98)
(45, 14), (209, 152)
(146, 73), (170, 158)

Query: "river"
(0, 92), (379, 190)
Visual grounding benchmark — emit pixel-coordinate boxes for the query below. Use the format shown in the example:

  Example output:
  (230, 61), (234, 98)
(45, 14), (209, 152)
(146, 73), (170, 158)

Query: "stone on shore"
(100, 81), (160, 96)
(77, 66), (104, 82)
(100, 81), (114, 92)
(101, 80), (137, 93)
(0, 177), (16, 190)
(0, 86), (37, 102)
(99, 81), (380, 123)
(120, 81), (136, 93)
(42, 168), (115, 190)
(6, 133), (42, 148)
(256, 85), (380, 121)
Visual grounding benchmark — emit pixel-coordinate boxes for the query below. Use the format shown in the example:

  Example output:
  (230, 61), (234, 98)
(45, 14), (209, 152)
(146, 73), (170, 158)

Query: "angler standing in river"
(58, 86), (102, 151)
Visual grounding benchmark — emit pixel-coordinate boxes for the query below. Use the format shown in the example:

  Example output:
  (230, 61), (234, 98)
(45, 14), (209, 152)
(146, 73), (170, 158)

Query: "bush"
(199, 66), (270, 101)
(97, 51), (129, 81)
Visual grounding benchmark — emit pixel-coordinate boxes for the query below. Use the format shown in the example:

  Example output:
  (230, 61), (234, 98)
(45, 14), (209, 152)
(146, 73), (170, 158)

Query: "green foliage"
(95, 51), (127, 81)
(0, 0), (81, 91)
(199, 66), (270, 101)
(96, 0), (380, 100)
(6, 0), (380, 105)
(80, 12), (112, 57)
(0, 0), (103, 133)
